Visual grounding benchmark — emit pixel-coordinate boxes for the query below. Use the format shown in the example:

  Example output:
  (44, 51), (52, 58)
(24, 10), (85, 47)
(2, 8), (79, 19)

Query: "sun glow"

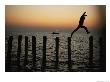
(6, 5), (103, 29)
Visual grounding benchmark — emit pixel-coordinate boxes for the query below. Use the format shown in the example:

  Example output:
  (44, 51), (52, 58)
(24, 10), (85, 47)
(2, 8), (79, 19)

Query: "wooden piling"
(6, 36), (13, 72)
(32, 36), (36, 70)
(41, 36), (47, 72)
(89, 36), (93, 67)
(17, 35), (22, 71)
(68, 37), (72, 71)
(24, 36), (28, 70)
(55, 37), (59, 71)
(99, 37), (106, 71)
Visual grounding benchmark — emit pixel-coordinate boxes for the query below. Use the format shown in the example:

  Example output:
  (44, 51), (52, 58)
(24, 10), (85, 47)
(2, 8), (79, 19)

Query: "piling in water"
(32, 36), (36, 71)
(68, 37), (72, 71)
(89, 36), (93, 67)
(55, 37), (59, 71)
(24, 36), (28, 71)
(17, 35), (22, 71)
(99, 37), (106, 71)
(6, 36), (13, 72)
(41, 36), (47, 72)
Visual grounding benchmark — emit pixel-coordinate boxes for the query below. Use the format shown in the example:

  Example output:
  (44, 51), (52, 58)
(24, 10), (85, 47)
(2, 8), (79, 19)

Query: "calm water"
(5, 31), (101, 72)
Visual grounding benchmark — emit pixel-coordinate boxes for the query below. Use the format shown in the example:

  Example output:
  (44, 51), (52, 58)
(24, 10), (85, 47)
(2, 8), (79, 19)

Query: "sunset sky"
(5, 5), (106, 32)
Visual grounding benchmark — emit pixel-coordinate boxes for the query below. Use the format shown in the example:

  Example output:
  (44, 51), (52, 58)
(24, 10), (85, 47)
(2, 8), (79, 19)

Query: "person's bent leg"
(82, 26), (90, 34)
(71, 26), (80, 37)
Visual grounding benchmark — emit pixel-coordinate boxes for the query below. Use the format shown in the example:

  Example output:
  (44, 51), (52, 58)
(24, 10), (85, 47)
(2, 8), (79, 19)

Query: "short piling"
(89, 36), (93, 67)
(24, 36), (28, 71)
(6, 36), (13, 72)
(55, 37), (59, 71)
(41, 36), (47, 72)
(17, 35), (22, 71)
(68, 37), (72, 71)
(99, 37), (106, 71)
(32, 36), (36, 71)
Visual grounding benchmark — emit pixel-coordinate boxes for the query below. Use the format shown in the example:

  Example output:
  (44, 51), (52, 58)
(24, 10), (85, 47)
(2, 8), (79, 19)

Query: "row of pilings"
(5, 35), (106, 72)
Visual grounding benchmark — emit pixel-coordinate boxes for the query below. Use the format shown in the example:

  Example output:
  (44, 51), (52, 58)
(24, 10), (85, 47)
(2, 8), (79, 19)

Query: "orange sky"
(5, 5), (104, 29)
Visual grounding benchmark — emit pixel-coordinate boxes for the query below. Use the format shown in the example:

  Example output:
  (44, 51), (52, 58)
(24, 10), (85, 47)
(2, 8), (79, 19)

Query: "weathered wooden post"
(41, 36), (47, 72)
(24, 36), (28, 71)
(17, 35), (22, 71)
(55, 37), (59, 71)
(99, 37), (106, 71)
(89, 36), (93, 67)
(32, 36), (36, 71)
(6, 36), (13, 72)
(68, 37), (72, 71)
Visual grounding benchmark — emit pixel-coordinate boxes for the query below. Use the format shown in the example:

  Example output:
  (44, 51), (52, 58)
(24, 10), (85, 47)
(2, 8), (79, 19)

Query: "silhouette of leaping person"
(71, 12), (90, 37)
